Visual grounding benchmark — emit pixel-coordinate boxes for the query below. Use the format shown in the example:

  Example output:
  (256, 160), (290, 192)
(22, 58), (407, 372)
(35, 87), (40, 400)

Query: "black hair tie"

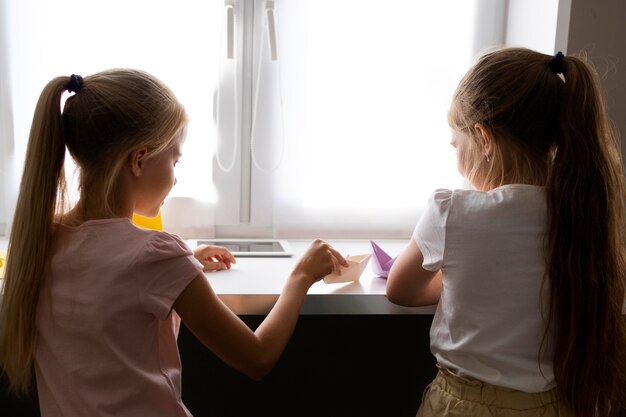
(549, 51), (565, 75)
(66, 74), (84, 93)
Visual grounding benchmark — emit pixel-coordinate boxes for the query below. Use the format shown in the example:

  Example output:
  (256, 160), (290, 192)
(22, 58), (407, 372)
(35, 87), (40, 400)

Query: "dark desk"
(179, 315), (436, 417)
(0, 315), (436, 417)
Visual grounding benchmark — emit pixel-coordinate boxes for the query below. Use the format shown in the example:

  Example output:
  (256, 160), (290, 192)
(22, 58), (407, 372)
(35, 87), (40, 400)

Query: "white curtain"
(1, 0), (220, 237)
(0, 1), (17, 237)
(1, 0), (507, 239)
(270, 0), (499, 237)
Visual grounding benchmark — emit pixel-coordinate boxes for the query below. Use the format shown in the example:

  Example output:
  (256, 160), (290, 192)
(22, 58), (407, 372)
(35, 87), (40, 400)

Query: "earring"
(485, 154), (491, 163)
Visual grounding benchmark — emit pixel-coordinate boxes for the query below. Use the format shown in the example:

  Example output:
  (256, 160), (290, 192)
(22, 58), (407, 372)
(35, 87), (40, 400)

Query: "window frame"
(212, 0), (508, 239)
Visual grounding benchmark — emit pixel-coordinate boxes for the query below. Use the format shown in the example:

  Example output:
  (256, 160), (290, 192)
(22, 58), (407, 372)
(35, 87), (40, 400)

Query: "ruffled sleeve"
(413, 189), (453, 272)
(135, 232), (204, 319)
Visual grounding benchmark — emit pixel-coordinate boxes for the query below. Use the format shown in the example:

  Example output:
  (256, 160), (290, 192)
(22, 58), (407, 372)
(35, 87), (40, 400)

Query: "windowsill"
(5, 236), (621, 315)
(0, 237), (436, 315)
(191, 239), (435, 315)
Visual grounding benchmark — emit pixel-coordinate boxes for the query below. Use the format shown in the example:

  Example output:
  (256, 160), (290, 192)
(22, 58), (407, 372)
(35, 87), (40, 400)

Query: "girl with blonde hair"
(0, 69), (347, 416)
(387, 48), (626, 417)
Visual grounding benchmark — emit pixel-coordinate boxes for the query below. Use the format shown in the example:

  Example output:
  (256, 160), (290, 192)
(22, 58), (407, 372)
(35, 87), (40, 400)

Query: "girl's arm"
(386, 238), (441, 307)
(173, 239), (347, 380)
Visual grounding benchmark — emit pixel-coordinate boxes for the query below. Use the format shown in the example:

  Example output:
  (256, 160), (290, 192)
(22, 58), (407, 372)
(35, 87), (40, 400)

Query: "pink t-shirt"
(35, 218), (204, 417)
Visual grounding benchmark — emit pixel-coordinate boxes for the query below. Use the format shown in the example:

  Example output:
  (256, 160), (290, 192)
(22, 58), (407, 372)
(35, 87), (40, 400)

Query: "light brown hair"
(0, 69), (187, 395)
(450, 47), (626, 416)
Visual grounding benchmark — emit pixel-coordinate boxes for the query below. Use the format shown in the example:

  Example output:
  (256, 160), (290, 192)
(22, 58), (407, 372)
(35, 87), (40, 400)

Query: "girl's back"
(420, 185), (552, 392)
(38, 219), (202, 416)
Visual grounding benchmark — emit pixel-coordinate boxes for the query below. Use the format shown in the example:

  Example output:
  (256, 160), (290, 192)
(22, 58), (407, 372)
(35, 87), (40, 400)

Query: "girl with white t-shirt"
(387, 48), (626, 417)
(0, 69), (348, 416)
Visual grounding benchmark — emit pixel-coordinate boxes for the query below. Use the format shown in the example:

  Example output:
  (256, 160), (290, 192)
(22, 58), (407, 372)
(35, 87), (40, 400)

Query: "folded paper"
(370, 240), (397, 278)
(323, 253), (372, 284)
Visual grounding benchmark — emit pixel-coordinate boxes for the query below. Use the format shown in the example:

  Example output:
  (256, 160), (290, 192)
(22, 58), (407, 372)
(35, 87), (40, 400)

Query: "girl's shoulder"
(139, 229), (192, 257)
(53, 218), (191, 258)
(436, 185), (546, 221)
(54, 217), (130, 230)
(431, 185), (544, 205)
(423, 185), (545, 221)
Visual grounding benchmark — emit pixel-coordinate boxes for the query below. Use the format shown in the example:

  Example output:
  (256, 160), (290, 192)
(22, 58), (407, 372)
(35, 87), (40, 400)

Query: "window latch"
(265, 0), (278, 61)
(225, 0), (235, 59)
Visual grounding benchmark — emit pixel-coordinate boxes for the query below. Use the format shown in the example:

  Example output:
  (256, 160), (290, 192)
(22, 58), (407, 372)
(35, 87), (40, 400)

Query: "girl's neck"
(60, 200), (133, 227)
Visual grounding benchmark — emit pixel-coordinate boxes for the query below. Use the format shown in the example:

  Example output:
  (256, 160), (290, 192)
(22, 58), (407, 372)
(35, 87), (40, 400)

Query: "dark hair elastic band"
(549, 51), (565, 75)
(66, 74), (84, 93)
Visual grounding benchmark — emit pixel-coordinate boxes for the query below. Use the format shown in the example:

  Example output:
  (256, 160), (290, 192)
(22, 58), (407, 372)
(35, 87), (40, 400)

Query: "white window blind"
(2, 0), (221, 236)
(244, 0), (505, 237)
(1, 0), (506, 239)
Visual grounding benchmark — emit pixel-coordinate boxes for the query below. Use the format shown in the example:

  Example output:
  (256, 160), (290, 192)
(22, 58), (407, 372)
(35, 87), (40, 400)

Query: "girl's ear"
(129, 147), (148, 177)
(474, 123), (493, 158)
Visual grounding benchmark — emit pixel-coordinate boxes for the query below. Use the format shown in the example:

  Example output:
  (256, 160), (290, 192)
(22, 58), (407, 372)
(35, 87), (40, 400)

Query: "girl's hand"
(194, 245), (236, 272)
(290, 239), (349, 287)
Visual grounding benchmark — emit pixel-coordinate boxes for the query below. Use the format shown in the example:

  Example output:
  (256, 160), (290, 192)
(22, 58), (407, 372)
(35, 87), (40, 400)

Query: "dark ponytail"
(545, 54), (626, 416)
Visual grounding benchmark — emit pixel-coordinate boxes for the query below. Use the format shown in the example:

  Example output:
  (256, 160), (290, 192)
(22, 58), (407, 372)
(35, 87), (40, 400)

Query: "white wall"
(566, 0), (626, 159)
(504, 0), (626, 160)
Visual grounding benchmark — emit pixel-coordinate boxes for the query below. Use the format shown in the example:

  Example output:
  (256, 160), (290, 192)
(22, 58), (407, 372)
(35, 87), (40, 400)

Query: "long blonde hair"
(0, 69), (187, 395)
(450, 47), (626, 416)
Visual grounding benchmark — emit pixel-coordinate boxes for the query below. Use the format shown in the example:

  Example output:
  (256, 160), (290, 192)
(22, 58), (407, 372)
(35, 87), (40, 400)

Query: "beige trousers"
(416, 366), (574, 417)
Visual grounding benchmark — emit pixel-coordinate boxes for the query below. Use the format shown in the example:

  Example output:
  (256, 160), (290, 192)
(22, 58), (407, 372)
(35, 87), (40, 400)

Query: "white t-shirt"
(413, 185), (555, 392)
(36, 219), (204, 417)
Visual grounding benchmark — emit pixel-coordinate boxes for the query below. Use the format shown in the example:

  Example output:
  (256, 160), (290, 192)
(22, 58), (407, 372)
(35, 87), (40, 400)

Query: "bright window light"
(6, 0), (494, 237)
(276, 1), (476, 211)
(9, 0), (220, 201)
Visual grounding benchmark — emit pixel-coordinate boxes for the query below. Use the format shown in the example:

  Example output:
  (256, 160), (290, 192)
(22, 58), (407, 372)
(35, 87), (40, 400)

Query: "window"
(215, 0), (506, 237)
(1, 0), (221, 235)
(0, 0), (507, 238)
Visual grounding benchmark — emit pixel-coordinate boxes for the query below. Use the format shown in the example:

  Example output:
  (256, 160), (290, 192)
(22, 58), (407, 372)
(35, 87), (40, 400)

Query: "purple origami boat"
(370, 240), (397, 278)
